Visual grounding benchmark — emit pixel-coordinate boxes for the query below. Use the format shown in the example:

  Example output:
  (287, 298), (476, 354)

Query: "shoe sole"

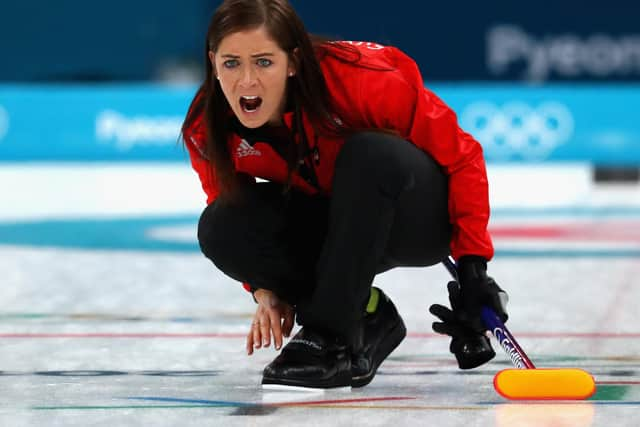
(262, 369), (352, 389)
(261, 383), (351, 392)
(351, 317), (407, 388)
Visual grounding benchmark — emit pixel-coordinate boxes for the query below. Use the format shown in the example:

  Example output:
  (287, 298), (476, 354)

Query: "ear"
(288, 47), (299, 77)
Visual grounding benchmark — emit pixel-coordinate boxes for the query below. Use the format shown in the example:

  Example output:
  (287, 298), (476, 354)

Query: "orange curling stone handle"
(494, 368), (596, 400)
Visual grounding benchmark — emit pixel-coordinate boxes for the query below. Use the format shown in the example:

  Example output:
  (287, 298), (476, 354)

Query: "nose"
(239, 65), (257, 87)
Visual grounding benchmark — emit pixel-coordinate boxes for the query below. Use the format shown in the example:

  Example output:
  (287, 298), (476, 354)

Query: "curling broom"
(442, 256), (596, 400)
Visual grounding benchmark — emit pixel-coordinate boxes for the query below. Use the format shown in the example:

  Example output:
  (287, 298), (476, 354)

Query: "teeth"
(240, 95), (262, 113)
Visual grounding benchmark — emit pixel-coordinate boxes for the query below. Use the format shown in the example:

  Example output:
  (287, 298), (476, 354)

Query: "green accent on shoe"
(366, 287), (380, 314)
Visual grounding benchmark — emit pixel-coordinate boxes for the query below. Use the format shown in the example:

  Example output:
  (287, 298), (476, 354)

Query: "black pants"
(198, 132), (451, 342)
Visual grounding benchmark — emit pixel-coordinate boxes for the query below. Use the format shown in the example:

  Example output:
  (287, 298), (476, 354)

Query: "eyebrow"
(220, 52), (275, 58)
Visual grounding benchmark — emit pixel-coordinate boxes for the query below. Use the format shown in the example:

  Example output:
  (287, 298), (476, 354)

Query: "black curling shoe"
(450, 334), (495, 370)
(351, 288), (407, 387)
(261, 328), (352, 389)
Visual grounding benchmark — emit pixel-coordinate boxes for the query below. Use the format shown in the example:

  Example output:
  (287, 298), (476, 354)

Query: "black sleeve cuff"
(457, 255), (488, 283)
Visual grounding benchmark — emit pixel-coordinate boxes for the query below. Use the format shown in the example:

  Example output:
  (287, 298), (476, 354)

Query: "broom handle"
(443, 256), (535, 369)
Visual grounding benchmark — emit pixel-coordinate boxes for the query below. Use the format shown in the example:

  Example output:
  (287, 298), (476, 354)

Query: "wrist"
(457, 255), (488, 285)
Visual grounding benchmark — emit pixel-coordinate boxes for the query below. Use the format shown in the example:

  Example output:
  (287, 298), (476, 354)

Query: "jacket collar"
(283, 111), (295, 130)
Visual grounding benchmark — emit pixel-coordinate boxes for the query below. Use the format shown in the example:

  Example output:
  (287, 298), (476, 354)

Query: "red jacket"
(184, 41), (494, 261)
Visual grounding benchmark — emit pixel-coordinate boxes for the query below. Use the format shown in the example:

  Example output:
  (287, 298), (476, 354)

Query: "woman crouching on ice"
(182, 0), (508, 389)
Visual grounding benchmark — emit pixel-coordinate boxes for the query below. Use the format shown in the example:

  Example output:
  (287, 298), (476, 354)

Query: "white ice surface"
(1, 163), (639, 426)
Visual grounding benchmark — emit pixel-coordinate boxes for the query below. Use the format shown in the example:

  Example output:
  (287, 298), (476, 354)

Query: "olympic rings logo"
(460, 101), (574, 161)
(0, 105), (8, 141)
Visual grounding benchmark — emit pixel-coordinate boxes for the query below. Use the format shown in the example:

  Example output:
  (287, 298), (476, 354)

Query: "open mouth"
(240, 96), (263, 113)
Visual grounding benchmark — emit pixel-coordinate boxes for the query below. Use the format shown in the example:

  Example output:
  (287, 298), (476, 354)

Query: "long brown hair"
(181, 0), (348, 199)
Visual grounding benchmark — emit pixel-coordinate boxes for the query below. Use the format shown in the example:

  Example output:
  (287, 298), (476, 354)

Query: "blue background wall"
(0, 1), (210, 82)
(1, 0), (639, 82)
(1, 84), (638, 164)
(1, 1), (638, 165)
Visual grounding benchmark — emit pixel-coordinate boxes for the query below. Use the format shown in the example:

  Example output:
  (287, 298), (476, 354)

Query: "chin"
(234, 111), (268, 128)
(237, 117), (267, 129)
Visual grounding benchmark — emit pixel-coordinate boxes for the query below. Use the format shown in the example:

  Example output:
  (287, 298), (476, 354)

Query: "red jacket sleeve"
(183, 102), (256, 296)
(359, 51), (494, 261)
(183, 116), (220, 205)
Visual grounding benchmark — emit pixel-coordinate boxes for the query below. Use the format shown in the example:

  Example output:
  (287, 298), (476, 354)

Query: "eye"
(256, 58), (273, 67)
(223, 59), (239, 69)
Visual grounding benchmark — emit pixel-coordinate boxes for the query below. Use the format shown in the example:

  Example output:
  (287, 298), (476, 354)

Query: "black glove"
(429, 257), (508, 369)
(455, 256), (508, 333)
(429, 281), (496, 369)
(430, 281), (474, 337)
